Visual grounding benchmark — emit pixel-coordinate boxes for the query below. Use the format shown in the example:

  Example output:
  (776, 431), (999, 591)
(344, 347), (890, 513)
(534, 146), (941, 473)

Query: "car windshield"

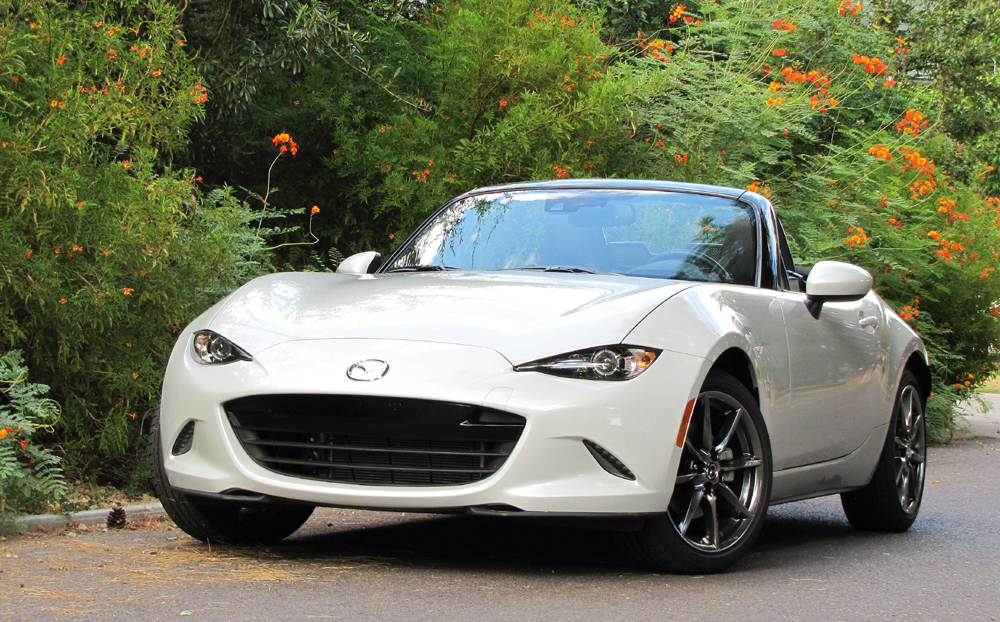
(383, 189), (758, 285)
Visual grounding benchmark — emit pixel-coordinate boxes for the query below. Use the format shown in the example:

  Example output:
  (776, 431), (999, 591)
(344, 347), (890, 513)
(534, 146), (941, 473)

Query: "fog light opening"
(583, 439), (636, 481)
(171, 421), (196, 456)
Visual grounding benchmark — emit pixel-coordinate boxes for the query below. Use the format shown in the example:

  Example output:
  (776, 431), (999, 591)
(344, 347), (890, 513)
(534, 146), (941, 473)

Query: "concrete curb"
(10, 501), (165, 533)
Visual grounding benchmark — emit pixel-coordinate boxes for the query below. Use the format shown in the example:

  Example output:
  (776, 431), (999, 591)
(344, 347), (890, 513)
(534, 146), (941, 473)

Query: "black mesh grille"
(224, 395), (525, 487)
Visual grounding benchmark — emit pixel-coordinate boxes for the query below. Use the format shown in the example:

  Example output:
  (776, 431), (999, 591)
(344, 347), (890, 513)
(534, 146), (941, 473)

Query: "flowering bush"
(325, 0), (635, 250)
(0, 351), (66, 519)
(0, 1), (269, 482)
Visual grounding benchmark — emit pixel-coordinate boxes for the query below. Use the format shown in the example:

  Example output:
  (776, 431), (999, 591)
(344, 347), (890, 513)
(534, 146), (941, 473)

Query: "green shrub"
(0, 1), (270, 482)
(325, 0), (636, 254)
(0, 351), (66, 518)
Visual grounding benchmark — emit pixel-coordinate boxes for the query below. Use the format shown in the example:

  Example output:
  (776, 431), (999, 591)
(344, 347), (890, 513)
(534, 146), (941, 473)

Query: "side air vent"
(172, 421), (196, 456)
(583, 439), (636, 481)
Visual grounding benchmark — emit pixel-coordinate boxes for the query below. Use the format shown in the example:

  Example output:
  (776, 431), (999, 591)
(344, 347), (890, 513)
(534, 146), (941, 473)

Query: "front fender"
(624, 284), (789, 430)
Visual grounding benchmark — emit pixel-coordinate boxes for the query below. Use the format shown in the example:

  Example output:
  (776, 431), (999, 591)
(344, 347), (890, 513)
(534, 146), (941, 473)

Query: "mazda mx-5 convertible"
(151, 179), (928, 573)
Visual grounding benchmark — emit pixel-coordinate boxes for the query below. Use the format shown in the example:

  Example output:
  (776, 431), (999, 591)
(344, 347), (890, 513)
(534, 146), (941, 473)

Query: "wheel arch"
(903, 351), (931, 403)
(707, 347), (760, 405)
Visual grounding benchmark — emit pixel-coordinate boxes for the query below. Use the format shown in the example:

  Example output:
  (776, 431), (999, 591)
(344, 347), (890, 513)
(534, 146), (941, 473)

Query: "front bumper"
(160, 336), (704, 514)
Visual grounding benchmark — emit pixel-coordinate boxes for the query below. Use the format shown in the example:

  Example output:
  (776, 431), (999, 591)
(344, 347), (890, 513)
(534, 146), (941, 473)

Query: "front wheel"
(619, 371), (772, 574)
(147, 408), (315, 544)
(841, 370), (925, 531)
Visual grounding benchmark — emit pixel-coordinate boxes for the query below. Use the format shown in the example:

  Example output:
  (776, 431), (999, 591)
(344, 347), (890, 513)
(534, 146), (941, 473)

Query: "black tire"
(841, 370), (925, 532)
(618, 370), (772, 574)
(147, 408), (314, 544)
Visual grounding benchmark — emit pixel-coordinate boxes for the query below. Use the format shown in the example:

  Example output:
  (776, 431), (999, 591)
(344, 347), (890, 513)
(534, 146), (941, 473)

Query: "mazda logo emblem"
(346, 359), (390, 381)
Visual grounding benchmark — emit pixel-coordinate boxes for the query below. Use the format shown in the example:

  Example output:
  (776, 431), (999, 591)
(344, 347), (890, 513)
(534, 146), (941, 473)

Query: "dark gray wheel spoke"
(676, 472), (705, 485)
(896, 460), (908, 485)
(902, 390), (914, 432)
(715, 483), (753, 518)
(685, 438), (711, 463)
(704, 493), (720, 549)
(910, 450), (925, 464)
(714, 408), (743, 455)
(720, 457), (762, 471)
(909, 413), (924, 443)
(701, 396), (714, 452)
(678, 487), (705, 537)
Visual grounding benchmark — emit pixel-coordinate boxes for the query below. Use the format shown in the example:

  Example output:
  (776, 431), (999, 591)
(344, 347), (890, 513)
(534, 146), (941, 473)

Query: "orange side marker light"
(676, 398), (696, 448)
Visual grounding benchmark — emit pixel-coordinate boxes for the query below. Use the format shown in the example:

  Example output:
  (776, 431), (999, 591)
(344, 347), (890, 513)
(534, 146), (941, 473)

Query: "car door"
(771, 220), (886, 469)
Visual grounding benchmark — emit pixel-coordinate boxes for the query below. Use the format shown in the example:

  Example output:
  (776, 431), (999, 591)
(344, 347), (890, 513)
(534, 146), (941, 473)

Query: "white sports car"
(151, 179), (929, 573)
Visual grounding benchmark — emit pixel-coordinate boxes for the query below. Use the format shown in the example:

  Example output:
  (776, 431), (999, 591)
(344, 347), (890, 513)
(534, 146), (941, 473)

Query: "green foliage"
(0, 1), (271, 482)
(0, 351), (66, 518)
(327, 0), (636, 253)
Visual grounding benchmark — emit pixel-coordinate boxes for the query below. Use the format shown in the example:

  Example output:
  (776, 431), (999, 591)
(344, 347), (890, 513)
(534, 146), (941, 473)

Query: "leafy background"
(1, 0), (997, 513)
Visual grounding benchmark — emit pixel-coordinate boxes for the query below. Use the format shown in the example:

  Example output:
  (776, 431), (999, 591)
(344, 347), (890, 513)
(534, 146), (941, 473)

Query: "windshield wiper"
(500, 266), (619, 275)
(384, 265), (461, 272)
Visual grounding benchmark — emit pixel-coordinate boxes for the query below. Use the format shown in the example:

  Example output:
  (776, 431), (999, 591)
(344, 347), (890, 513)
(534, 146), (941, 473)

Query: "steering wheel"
(629, 250), (733, 283)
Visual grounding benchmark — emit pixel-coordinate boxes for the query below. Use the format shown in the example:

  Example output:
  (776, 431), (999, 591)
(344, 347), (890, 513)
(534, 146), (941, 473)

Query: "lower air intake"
(171, 421), (196, 456)
(583, 439), (636, 480)
(224, 395), (525, 487)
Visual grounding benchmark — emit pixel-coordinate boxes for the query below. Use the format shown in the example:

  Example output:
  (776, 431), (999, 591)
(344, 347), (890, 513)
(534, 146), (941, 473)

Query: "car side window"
(775, 218), (804, 293)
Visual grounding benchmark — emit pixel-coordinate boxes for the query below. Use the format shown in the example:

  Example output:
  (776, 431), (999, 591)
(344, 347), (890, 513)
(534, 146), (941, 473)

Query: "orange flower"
(772, 49), (787, 56)
(51, 100), (58, 107)
(867, 145), (892, 161)
(177, 40), (185, 46)
(0, 429), (6, 440)
(152, 69), (162, 77)
(311, 206), (320, 215)
(59, 298), (67, 304)
(389, 233), (395, 240)
(123, 288), (134, 296)
(20, 440), (26, 450)
(57, 54), (67, 64)
(272, 132), (298, 156)
(896, 109), (928, 136)
(746, 181), (761, 193)
(25, 250), (33, 258)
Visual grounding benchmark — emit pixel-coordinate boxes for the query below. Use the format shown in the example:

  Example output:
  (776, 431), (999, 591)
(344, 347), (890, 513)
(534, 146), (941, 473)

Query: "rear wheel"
(147, 408), (314, 544)
(619, 371), (772, 574)
(841, 370), (925, 531)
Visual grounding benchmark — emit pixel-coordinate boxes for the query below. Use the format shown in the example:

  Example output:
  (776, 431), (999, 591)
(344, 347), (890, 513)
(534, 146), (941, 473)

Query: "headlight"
(192, 330), (252, 365)
(514, 346), (660, 381)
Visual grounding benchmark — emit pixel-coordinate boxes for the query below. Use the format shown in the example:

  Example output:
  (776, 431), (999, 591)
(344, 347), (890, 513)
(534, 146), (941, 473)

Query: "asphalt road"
(2, 437), (999, 622)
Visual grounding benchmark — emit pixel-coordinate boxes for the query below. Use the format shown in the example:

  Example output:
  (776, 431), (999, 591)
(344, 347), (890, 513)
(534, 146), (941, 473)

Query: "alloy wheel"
(669, 391), (766, 552)
(894, 385), (925, 515)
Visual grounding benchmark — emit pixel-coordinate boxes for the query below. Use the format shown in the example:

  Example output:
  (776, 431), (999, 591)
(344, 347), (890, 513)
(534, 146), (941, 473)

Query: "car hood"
(207, 271), (694, 364)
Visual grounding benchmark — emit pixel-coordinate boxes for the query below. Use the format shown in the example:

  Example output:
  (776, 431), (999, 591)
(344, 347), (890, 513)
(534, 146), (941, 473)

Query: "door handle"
(859, 316), (879, 328)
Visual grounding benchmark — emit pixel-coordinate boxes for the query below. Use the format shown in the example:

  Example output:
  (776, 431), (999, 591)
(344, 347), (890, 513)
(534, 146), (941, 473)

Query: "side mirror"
(336, 251), (382, 275)
(804, 260), (872, 318)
